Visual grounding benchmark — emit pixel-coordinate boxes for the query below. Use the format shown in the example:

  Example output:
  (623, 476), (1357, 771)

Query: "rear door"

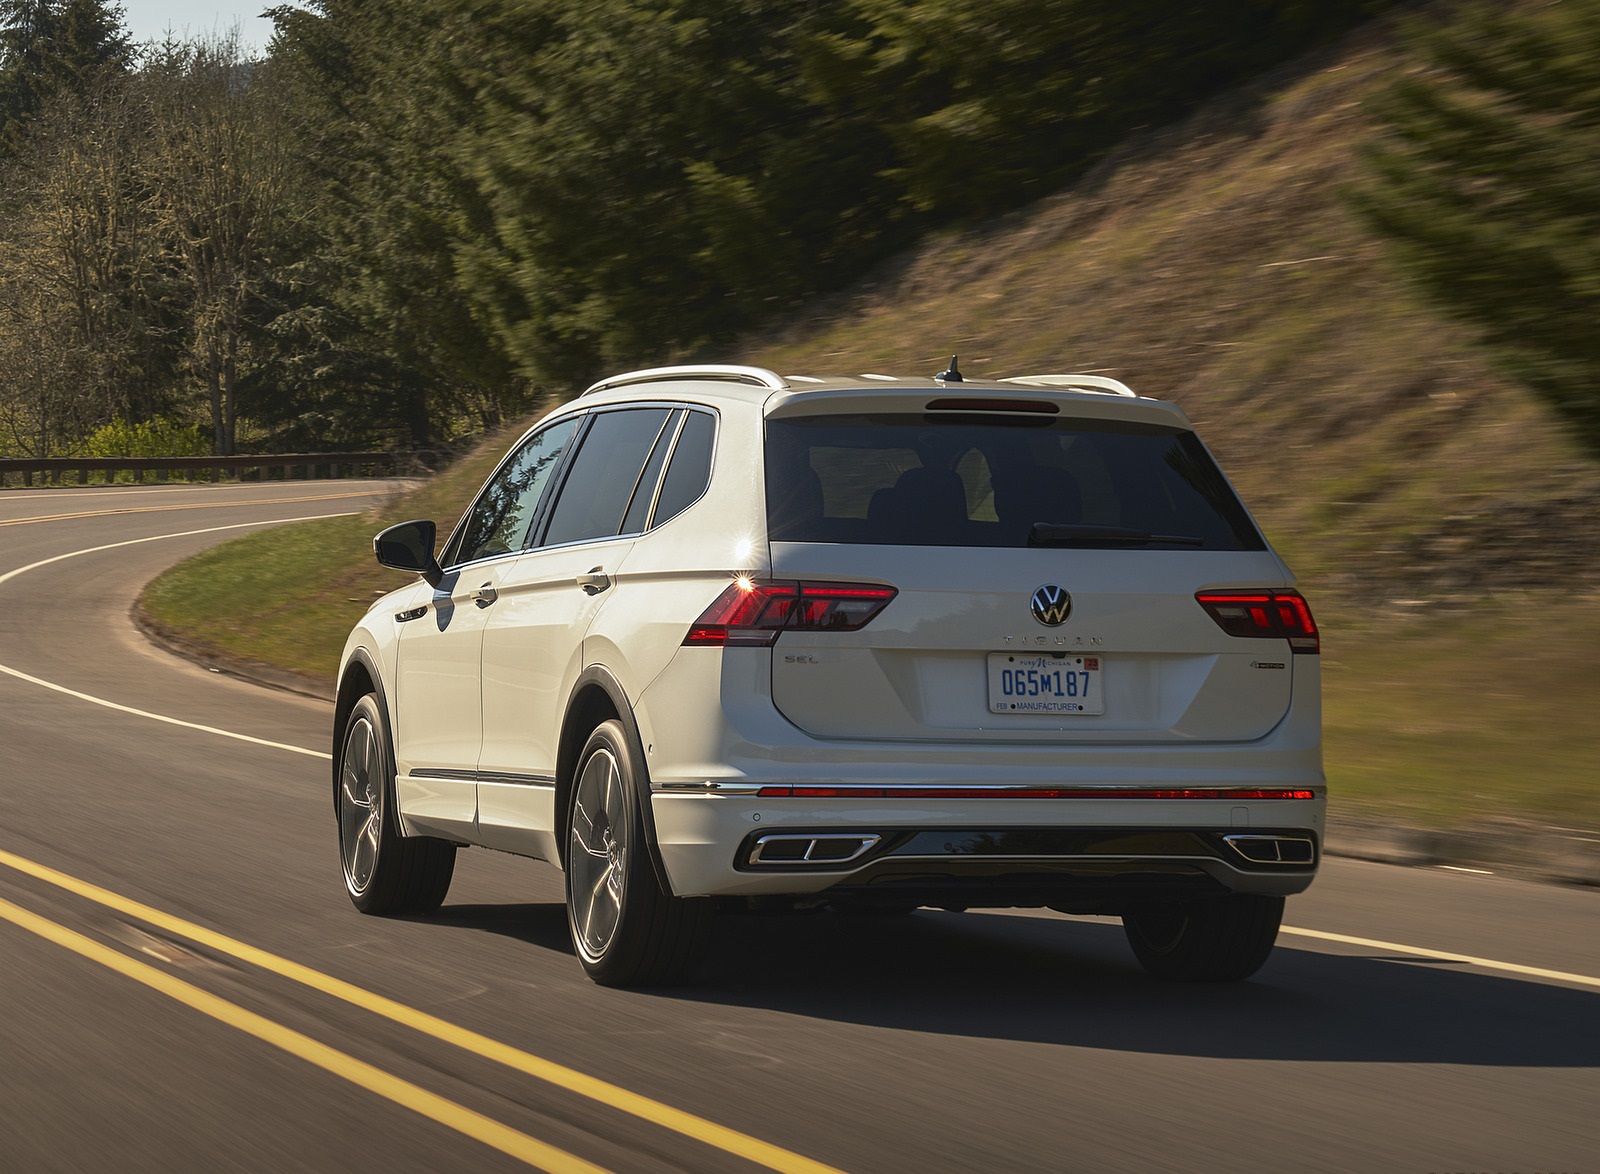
(476, 406), (677, 854)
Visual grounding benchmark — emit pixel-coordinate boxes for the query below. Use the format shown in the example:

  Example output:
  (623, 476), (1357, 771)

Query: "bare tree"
(0, 76), (165, 454)
(139, 34), (294, 454)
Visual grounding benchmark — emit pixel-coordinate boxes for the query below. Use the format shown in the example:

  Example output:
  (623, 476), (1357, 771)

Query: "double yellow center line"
(0, 847), (845, 1174)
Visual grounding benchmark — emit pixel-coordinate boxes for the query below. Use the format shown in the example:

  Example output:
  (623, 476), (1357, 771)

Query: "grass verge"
(1322, 607), (1600, 833)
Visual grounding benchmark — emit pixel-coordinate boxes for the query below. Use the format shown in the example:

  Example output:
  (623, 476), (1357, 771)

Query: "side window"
(541, 408), (673, 547)
(620, 410), (682, 535)
(651, 409), (716, 527)
(450, 417), (577, 566)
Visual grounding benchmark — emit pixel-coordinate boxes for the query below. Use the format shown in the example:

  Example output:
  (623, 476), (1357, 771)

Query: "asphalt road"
(1, 481), (1595, 1174)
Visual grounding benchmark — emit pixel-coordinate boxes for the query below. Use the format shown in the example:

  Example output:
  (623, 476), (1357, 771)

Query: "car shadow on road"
(654, 907), (1600, 1068)
(427, 901), (574, 955)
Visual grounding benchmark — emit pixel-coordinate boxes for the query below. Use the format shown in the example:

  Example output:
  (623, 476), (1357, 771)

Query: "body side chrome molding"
(409, 768), (556, 788)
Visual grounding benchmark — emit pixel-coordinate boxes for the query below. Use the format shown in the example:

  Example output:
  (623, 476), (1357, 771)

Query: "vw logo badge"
(1031, 584), (1072, 626)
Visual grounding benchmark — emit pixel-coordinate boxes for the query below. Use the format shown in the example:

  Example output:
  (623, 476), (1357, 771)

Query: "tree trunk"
(223, 329), (237, 455)
(208, 341), (225, 454)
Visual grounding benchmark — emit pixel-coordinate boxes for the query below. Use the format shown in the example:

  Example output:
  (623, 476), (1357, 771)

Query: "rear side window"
(765, 413), (1265, 550)
(542, 408), (673, 546)
(651, 409), (716, 526)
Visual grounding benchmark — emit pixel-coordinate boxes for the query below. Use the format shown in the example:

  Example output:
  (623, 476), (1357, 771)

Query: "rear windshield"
(765, 413), (1265, 550)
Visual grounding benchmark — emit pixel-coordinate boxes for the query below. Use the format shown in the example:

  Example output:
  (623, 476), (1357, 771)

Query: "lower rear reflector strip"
(754, 787), (1316, 800)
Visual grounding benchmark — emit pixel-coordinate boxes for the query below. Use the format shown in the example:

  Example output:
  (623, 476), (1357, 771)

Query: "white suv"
(335, 362), (1323, 986)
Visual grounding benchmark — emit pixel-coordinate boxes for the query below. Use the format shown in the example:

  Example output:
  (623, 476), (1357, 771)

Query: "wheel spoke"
(349, 810), (380, 887)
(581, 863), (620, 950)
(340, 722), (370, 808)
(356, 720), (374, 779)
(571, 795), (603, 857)
(601, 759), (621, 824)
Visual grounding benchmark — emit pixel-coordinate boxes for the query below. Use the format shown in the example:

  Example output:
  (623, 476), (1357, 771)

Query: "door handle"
(470, 583), (498, 608)
(576, 567), (611, 595)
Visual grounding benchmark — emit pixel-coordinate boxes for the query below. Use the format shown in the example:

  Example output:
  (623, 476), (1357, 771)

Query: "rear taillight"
(684, 579), (898, 647)
(1196, 589), (1320, 654)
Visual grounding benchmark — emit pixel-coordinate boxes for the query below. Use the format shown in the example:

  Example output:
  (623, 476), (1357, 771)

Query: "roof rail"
(582, 364), (788, 396)
(1001, 374), (1138, 398)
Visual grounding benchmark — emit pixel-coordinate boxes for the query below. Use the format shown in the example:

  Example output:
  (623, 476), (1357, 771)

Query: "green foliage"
(410, 0), (1396, 384)
(263, 0), (526, 444)
(79, 415), (208, 458)
(458, 0), (902, 385)
(0, 0), (130, 154)
(1352, 0), (1600, 454)
(814, 0), (1393, 218)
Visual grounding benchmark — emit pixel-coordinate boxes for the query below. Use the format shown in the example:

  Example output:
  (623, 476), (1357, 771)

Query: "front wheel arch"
(333, 651), (385, 813)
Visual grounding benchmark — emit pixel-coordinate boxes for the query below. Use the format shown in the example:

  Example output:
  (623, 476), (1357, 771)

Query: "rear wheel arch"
(556, 668), (672, 892)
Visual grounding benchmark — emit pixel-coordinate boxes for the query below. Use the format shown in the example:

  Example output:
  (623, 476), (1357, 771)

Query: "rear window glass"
(765, 414), (1265, 550)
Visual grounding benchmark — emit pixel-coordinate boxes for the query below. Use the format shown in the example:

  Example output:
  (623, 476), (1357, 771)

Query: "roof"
(576, 364), (1191, 427)
(582, 364), (1139, 398)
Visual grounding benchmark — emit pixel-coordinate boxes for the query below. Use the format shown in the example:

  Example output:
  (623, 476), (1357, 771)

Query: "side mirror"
(374, 519), (443, 587)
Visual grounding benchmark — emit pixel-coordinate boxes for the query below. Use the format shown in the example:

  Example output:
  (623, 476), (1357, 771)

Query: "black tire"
(1122, 894), (1284, 982)
(337, 693), (456, 915)
(565, 720), (710, 987)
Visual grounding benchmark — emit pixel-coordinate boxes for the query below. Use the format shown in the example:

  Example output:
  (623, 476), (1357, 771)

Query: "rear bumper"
(650, 789), (1323, 902)
(636, 643), (1324, 903)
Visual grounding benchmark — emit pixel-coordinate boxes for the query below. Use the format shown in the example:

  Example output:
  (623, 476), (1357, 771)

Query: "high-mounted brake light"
(925, 397), (1059, 414)
(1196, 590), (1320, 654)
(684, 579), (898, 647)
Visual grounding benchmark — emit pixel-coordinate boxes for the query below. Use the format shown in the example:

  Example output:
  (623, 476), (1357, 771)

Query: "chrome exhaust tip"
(746, 833), (881, 867)
(1222, 833), (1316, 865)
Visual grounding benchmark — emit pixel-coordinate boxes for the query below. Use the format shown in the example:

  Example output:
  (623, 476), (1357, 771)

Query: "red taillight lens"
(756, 786), (1316, 799)
(684, 579), (897, 647)
(1196, 589), (1320, 654)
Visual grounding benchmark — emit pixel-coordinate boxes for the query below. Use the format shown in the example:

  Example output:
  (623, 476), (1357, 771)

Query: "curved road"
(0, 482), (1595, 1173)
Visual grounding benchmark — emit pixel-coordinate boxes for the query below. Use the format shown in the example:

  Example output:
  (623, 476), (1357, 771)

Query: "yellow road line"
(0, 894), (608, 1174)
(0, 489), (381, 528)
(1281, 925), (1600, 989)
(0, 848), (847, 1174)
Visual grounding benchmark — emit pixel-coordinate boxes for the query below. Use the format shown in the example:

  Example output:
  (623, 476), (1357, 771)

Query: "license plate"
(987, 653), (1103, 714)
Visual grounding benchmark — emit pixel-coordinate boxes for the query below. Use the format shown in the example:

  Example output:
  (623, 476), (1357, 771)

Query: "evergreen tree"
(0, 0), (129, 154)
(459, 0), (900, 386)
(264, 0), (522, 444)
(810, 0), (1394, 219)
(1352, 0), (1600, 454)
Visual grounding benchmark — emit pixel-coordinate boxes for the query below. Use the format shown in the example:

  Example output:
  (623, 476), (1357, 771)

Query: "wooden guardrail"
(0, 451), (438, 489)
